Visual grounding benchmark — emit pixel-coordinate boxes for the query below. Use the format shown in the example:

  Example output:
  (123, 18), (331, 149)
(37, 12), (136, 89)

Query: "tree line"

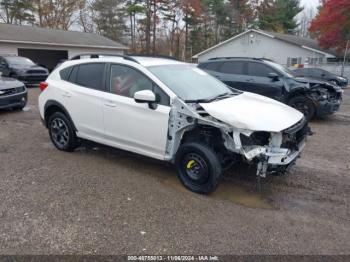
(0, 0), (304, 60)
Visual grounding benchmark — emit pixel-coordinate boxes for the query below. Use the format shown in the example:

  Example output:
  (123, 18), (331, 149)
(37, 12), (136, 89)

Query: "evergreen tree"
(92, 0), (126, 41)
(258, 0), (303, 33)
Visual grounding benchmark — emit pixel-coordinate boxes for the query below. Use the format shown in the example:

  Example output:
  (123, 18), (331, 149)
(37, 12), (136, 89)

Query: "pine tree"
(258, 0), (303, 33)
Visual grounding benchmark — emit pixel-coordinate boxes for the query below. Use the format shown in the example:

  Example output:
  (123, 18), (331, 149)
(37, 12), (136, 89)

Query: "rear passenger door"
(57, 63), (107, 140)
(215, 61), (248, 90)
(246, 62), (284, 99)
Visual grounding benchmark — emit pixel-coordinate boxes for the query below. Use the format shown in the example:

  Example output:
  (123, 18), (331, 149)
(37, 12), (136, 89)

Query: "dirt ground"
(0, 88), (349, 255)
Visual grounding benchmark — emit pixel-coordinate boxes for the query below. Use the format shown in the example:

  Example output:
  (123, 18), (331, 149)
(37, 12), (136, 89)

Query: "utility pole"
(341, 39), (349, 77)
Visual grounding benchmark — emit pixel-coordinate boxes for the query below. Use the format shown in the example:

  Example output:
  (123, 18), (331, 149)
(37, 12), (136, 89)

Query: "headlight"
(16, 85), (26, 93)
(240, 132), (271, 146)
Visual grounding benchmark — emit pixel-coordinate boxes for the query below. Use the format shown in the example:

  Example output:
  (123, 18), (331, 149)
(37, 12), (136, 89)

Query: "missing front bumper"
(256, 139), (306, 178)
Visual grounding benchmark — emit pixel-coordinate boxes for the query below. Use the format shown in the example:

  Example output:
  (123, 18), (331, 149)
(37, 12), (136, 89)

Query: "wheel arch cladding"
(44, 100), (77, 131)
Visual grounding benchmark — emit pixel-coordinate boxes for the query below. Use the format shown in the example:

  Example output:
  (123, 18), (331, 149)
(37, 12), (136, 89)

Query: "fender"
(44, 100), (77, 131)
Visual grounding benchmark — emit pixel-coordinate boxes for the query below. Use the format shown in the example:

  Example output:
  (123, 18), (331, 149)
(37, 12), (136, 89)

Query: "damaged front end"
(165, 96), (310, 180)
(298, 79), (343, 117)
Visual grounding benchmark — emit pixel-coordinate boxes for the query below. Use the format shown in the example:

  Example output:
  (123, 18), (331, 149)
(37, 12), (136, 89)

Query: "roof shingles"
(0, 23), (127, 49)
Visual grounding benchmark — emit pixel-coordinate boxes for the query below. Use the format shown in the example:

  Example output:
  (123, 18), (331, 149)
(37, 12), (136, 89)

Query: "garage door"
(18, 49), (68, 71)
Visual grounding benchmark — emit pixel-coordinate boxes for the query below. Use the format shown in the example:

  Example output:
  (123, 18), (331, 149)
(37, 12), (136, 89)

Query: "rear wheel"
(48, 112), (79, 152)
(175, 143), (222, 194)
(288, 95), (315, 121)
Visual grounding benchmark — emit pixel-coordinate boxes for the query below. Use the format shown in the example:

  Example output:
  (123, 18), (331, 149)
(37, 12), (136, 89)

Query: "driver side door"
(102, 64), (171, 160)
(246, 62), (284, 99)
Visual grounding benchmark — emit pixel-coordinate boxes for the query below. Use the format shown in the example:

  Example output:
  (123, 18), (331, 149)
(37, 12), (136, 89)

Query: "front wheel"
(288, 96), (315, 121)
(175, 143), (222, 194)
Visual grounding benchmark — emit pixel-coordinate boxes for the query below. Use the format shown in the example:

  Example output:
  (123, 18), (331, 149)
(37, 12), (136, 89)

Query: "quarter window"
(110, 64), (170, 106)
(75, 63), (106, 91)
(59, 67), (72, 81)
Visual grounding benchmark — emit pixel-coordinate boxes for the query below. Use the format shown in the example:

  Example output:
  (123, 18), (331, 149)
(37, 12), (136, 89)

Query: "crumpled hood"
(0, 76), (24, 90)
(199, 92), (304, 132)
(294, 77), (341, 91)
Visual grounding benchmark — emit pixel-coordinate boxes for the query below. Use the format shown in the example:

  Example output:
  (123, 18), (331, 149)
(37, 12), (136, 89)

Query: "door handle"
(104, 101), (117, 108)
(62, 92), (71, 98)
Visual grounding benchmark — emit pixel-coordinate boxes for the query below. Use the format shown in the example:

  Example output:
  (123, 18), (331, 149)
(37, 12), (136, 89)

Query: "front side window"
(110, 64), (170, 106)
(75, 63), (105, 90)
(248, 62), (275, 77)
(148, 64), (237, 102)
(264, 60), (295, 78)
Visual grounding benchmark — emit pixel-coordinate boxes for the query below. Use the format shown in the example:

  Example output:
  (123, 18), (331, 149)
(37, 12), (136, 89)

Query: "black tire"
(288, 95), (315, 121)
(175, 142), (222, 194)
(48, 112), (79, 152)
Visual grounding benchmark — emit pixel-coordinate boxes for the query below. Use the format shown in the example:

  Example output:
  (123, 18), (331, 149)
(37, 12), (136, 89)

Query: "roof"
(193, 29), (336, 58)
(0, 23), (127, 50)
(59, 55), (185, 69)
(131, 56), (185, 67)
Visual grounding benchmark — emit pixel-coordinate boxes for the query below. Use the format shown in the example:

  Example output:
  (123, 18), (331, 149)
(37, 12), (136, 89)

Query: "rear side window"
(59, 67), (72, 80)
(220, 61), (244, 74)
(75, 63), (106, 91)
(248, 62), (276, 77)
(199, 62), (222, 72)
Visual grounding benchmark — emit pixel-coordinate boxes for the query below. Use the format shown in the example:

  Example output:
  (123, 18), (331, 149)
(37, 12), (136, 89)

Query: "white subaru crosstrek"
(38, 55), (310, 194)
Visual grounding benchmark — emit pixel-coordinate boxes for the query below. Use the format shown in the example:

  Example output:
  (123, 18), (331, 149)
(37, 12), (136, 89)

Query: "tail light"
(39, 81), (48, 91)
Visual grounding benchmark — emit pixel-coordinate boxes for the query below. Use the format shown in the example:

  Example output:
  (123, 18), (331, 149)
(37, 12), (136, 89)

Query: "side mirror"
(134, 90), (157, 109)
(268, 72), (279, 81)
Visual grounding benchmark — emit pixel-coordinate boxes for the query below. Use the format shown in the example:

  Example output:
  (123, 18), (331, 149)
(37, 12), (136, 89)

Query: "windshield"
(5, 56), (35, 66)
(264, 60), (295, 78)
(148, 64), (238, 102)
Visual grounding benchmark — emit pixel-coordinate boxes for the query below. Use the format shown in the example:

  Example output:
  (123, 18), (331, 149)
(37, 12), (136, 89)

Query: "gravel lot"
(0, 88), (349, 255)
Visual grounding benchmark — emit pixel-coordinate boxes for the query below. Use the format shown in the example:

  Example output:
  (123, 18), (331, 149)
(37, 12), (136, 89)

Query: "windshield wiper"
(185, 92), (235, 103)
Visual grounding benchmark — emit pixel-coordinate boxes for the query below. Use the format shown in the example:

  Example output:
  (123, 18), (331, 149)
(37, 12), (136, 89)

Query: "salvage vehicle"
(198, 57), (343, 120)
(292, 67), (348, 87)
(38, 55), (310, 194)
(0, 73), (27, 110)
(0, 55), (48, 87)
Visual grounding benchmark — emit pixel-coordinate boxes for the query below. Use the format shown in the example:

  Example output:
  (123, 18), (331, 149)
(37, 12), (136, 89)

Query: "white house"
(0, 23), (128, 70)
(193, 29), (336, 66)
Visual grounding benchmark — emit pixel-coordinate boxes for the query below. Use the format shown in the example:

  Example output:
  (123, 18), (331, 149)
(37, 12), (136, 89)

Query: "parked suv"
(0, 55), (48, 86)
(198, 57), (343, 120)
(0, 73), (27, 110)
(39, 55), (309, 194)
(292, 67), (348, 87)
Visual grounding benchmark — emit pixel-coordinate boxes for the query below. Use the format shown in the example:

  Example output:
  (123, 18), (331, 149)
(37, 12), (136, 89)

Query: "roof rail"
(127, 53), (180, 61)
(208, 57), (265, 61)
(69, 54), (140, 64)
